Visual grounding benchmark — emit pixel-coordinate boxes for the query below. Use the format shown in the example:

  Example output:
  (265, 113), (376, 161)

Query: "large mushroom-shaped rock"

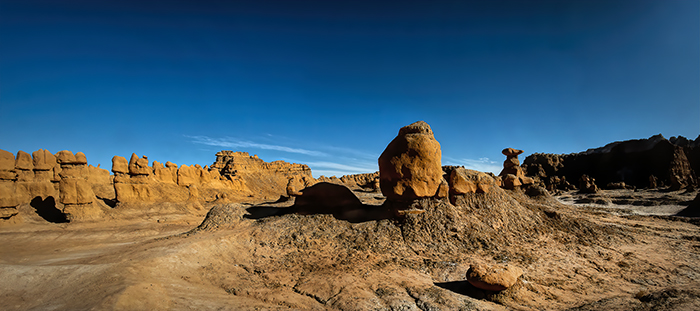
(378, 121), (442, 201)
(466, 262), (523, 291)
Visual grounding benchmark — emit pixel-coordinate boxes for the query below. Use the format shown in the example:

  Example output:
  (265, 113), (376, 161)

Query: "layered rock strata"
(112, 153), (251, 205)
(211, 151), (312, 199)
(57, 151), (103, 220)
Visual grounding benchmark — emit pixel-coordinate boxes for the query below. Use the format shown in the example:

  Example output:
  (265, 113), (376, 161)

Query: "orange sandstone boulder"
(449, 168), (495, 194)
(466, 262), (523, 291)
(0, 150), (16, 180)
(15, 151), (33, 170)
(378, 121), (442, 201)
(32, 149), (56, 171)
(128, 153), (151, 176)
(112, 156), (129, 174)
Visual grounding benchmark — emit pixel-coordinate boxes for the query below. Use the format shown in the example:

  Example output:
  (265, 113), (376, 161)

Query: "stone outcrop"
(0, 150), (19, 218)
(448, 167), (494, 195)
(378, 121), (442, 201)
(339, 172), (380, 191)
(444, 166), (499, 205)
(112, 153), (251, 205)
(211, 151), (312, 199)
(498, 148), (533, 190)
(466, 262), (523, 291)
(578, 174), (598, 194)
(57, 150), (102, 220)
(286, 175), (314, 196)
(522, 134), (700, 191)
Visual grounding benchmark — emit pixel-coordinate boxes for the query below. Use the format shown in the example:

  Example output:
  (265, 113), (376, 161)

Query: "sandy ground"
(1, 188), (700, 310)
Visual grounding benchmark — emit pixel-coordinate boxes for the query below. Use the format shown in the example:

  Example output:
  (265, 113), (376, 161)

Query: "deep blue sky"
(1, 0), (698, 177)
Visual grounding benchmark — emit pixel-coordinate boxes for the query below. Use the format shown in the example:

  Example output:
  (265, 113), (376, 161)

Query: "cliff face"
(210, 151), (313, 199)
(0, 149), (317, 224)
(522, 134), (699, 191)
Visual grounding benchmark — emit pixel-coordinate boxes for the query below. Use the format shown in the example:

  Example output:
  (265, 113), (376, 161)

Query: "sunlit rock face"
(378, 121), (442, 201)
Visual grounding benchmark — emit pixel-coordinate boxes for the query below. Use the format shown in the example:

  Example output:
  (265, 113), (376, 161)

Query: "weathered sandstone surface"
(378, 121), (442, 201)
(0, 149), (318, 224)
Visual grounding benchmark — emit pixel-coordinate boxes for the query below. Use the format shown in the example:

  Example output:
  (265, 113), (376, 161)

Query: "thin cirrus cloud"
(186, 135), (328, 157)
(444, 157), (502, 174)
(304, 161), (378, 174)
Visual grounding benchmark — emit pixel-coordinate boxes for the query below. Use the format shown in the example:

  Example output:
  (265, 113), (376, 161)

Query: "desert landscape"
(1, 121), (699, 310)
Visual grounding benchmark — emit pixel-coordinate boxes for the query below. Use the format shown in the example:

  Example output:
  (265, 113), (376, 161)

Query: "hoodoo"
(378, 121), (442, 201)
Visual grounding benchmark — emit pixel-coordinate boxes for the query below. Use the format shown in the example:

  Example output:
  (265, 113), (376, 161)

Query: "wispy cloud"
(187, 135), (327, 157)
(443, 157), (502, 174)
(305, 161), (377, 174)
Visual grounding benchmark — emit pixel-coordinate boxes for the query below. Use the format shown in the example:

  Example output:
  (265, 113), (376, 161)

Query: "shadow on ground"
(434, 280), (488, 300)
(244, 182), (393, 223)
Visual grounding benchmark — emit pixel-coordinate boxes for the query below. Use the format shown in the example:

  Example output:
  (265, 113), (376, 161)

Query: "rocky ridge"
(523, 134), (700, 192)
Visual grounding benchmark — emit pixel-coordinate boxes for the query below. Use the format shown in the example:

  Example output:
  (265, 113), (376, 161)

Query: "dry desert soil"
(1, 187), (700, 311)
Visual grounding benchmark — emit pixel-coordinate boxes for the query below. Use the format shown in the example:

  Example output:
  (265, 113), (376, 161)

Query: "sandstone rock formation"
(57, 150), (102, 220)
(498, 148), (533, 190)
(286, 176), (314, 196)
(0, 150), (19, 218)
(523, 134), (700, 191)
(211, 151), (312, 199)
(466, 262), (523, 291)
(578, 174), (598, 194)
(339, 172), (380, 191)
(378, 121), (442, 201)
(448, 167), (494, 195)
(444, 166), (499, 205)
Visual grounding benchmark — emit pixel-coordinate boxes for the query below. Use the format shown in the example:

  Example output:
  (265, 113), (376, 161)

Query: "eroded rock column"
(57, 151), (102, 220)
(498, 148), (533, 190)
(0, 150), (18, 219)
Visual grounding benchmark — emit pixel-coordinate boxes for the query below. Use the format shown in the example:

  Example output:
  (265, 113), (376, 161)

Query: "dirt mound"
(179, 184), (635, 310)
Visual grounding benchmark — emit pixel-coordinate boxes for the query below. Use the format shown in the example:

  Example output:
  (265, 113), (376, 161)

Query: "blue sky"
(1, 0), (698, 177)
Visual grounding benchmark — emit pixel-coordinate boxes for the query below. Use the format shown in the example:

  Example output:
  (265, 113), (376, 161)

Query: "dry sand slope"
(1, 188), (700, 310)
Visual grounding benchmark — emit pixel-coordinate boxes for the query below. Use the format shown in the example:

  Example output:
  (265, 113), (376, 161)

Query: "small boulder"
(467, 262), (523, 291)
(56, 150), (78, 164)
(286, 176), (305, 196)
(112, 156), (129, 174)
(74, 152), (88, 165)
(0, 150), (16, 180)
(435, 177), (449, 198)
(449, 168), (495, 194)
(32, 149), (57, 171)
(502, 174), (522, 189)
(15, 151), (33, 170)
